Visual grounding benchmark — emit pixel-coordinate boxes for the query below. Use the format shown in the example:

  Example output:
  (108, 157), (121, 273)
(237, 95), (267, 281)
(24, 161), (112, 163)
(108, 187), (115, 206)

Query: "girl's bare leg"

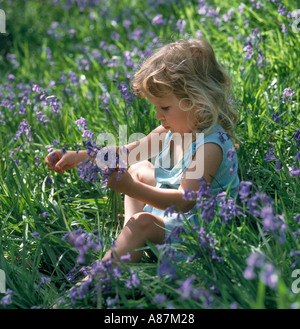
(69, 162), (158, 290)
(102, 212), (165, 263)
(124, 160), (156, 226)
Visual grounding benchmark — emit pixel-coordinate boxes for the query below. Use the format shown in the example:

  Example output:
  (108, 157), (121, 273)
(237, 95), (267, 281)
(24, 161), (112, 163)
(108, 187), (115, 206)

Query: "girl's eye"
(161, 107), (169, 111)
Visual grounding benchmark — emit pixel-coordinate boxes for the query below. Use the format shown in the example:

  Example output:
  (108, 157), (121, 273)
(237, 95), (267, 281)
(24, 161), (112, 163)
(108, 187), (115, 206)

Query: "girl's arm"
(108, 142), (223, 213)
(45, 125), (168, 173)
(124, 125), (168, 165)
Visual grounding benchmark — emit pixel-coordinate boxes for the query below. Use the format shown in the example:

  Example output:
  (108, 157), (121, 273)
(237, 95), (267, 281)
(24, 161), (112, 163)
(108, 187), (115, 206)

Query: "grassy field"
(0, 0), (299, 309)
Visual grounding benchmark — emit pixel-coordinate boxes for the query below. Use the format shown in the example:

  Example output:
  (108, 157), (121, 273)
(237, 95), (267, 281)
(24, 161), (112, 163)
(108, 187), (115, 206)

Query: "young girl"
(45, 38), (239, 265)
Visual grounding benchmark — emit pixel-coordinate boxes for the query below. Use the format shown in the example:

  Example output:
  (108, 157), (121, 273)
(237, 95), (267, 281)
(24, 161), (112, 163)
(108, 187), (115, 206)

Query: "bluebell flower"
(106, 295), (119, 307)
(0, 289), (14, 307)
(238, 181), (252, 202)
(158, 259), (177, 279)
(243, 252), (265, 280)
(275, 161), (282, 171)
(290, 165), (300, 177)
(63, 229), (103, 264)
(265, 147), (277, 162)
(294, 151), (300, 161)
(120, 253), (131, 261)
(35, 276), (51, 290)
(164, 204), (176, 217)
(32, 232), (40, 239)
(282, 87), (295, 104)
(262, 263), (278, 289)
(14, 119), (32, 142)
(278, 3), (286, 16)
(177, 275), (195, 300)
(41, 212), (51, 218)
(152, 14), (165, 26)
(152, 293), (167, 304)
(126, 272), (140, 289)
(290, 250), (300, 269)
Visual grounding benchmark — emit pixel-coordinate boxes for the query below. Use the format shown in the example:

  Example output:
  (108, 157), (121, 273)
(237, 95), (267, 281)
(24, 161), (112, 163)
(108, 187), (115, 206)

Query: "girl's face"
(147, 93), (197, 135)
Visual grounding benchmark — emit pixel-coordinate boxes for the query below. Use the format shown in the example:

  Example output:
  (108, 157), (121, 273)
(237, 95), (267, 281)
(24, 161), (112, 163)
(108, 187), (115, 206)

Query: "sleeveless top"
(143, 123), (240, 221)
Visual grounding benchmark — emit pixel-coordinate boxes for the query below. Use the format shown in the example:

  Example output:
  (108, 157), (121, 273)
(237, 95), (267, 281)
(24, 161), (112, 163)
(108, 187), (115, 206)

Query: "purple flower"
(262, 263), (278, 289)
(120, 253), (131, 261)
(75, 117), (88, 132)
(41, 212), (51, 218)
(35, 155), (42, 166)
(271, 112), (280, 123)
(292, 130), (300, 145)
(245, 252), (279, 289)
(126, 272), (140, 289)
(106, 295), (119, 307)
(278, 3), (286, 16)
(176, 19), (186, 34)
(290, 165), (300, 178)
(265, 147), (277, 162)
(177, 276), (195, 300)
(294, 214), (300, 225)
(129, 28), (144, 41)
(164, 204), (176, 217)
(117, 81), (136, 106)
(247, 254), (280, 289)
(14, 119), (32, 142)
(196, 195), (217, 222)
(123, 20), (131, 29)
(243, 28), (265, 68)
(35, 276), (51, 290)
(243, 44), (255, 61)
(32, 232), (40, 239)
(281, 24), (287, 33)
(152, 14), (164, 26)
(243, 252), (265, 280)
(217, 192), (246, 223)
(158, 259), (177, 279)
(36, 111), (49, 125)
(63, 229), (103, 264)
(152, 294), (167, 304)
(182, 188), (193, 200)
(0, 289), (14, 307)
(282, 87), (296, 104)
(32, 84), (42, 94)
(290, 250), (300, 269)
(294, 151), (300, 161)
(275, 161), (282, 171)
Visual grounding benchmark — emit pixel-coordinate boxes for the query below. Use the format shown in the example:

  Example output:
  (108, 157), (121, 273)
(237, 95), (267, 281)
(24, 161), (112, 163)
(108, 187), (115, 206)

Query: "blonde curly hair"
(132, 38), (239, 138)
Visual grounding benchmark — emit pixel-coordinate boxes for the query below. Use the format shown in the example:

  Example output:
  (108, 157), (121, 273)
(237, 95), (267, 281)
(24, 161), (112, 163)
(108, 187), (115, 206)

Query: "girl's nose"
(155, 108), (164, 121)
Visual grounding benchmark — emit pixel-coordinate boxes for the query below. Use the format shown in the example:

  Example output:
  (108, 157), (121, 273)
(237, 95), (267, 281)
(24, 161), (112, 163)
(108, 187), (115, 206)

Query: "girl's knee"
(128, 212), (155, 230)
(126, 212), (165, 244)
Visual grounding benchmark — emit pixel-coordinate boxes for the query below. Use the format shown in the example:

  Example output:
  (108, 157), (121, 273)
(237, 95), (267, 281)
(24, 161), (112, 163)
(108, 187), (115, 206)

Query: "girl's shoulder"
(201, 123), (233, 147)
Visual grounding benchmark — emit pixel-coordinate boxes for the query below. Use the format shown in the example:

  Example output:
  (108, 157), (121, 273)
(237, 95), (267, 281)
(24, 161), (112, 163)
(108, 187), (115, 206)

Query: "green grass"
(0, 0), (299, 309)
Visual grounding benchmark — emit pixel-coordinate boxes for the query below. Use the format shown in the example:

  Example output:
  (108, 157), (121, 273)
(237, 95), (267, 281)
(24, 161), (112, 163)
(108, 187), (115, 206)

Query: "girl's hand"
(45, 150), (80, 174)
(106, 170), (134, 194)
